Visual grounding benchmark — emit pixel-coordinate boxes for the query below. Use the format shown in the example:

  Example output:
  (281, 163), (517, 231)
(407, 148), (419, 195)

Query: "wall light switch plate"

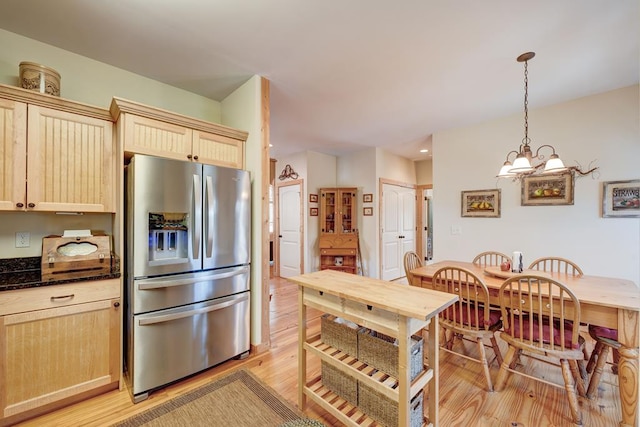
(450, 225), (462, 235)
(15, 231), (30, 248)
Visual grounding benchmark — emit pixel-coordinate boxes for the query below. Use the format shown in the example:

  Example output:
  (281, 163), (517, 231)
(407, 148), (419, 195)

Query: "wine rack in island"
(291, 270), (458, 427)
(319, 188), (358, 273)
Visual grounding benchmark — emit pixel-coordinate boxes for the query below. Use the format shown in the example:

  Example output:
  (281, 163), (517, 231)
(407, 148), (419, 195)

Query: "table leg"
(298, 286), (307, 410)
(618, 309), (639, 427)
(617, 345), (638, 427)
(427, 316), (439, 426)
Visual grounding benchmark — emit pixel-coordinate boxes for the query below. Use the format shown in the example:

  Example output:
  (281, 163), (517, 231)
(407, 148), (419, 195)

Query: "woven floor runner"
(113, 369), (324, 427)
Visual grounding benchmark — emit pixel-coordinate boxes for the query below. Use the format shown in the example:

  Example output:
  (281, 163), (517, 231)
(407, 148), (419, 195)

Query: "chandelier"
(497, 52), (598, 179)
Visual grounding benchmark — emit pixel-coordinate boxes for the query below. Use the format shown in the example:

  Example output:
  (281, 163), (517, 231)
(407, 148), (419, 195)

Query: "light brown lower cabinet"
(0, 279), (120, 425)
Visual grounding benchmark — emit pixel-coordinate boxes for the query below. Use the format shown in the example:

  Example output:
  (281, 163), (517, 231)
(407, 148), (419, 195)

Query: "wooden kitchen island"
(289, 270), (457, 426)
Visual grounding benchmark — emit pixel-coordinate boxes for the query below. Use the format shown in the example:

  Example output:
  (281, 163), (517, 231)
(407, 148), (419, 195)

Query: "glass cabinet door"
(340, 190), (356, 234)
(321, 189), (337, 233)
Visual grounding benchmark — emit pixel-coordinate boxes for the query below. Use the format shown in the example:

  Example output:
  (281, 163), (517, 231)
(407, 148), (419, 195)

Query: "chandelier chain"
(523, 60), (530, 146)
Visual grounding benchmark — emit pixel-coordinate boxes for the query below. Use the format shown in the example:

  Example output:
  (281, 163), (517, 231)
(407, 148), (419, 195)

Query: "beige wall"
(433, 85), (640, 284)
(307, 151), (339, 272)
(416, 159), (433, 185)
(220, 75), (265, 346)
(0, 29), (221, 121)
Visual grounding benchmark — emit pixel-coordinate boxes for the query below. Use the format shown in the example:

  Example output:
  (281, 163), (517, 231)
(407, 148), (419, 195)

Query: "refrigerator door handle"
(137, 266), (250, 290)
(205, 175), (214, 258)
(138, 293), (249, 326)
(192, 174), (202, 259)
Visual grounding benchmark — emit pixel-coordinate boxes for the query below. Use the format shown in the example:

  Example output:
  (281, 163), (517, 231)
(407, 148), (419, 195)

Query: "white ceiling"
(0, 1), (637, 161)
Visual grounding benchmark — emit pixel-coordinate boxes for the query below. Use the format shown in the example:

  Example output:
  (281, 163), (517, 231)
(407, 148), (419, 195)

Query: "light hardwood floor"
(15, 276), (621, 426)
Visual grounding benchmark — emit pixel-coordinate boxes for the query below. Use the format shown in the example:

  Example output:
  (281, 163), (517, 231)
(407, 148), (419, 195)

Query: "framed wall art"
(363, 207), (373, 216)
(602, 180), (640, 218)
(363, 193), (373, 203)
(461, 189), (501, 218)
(309, 193), (318, 203)
(310, 207), (318, 216)
(521, 172), (574, 206)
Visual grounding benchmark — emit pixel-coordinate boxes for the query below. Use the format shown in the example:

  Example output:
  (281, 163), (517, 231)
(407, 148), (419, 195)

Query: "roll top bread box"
(41, 233), (112, 281)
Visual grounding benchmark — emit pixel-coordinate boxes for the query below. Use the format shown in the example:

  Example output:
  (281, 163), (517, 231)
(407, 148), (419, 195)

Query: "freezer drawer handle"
(137, 266), (250, 290)
(138, 293), (249, 326)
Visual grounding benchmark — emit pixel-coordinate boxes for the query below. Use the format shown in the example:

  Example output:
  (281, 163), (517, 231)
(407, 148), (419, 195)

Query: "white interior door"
(381, 183), (416, 280)
(278, 182), (302, 278)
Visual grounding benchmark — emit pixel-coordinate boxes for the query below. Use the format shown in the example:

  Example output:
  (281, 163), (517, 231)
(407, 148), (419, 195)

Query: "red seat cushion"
(589, 324), (618, 341)
(505, 315), (580, 349)
(442, 302), (502, 328)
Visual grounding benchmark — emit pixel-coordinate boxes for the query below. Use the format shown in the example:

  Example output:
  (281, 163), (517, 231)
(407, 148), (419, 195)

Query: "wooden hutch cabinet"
(319, 188), (358, 274)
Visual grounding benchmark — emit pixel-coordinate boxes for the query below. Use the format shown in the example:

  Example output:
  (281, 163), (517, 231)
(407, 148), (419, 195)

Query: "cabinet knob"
(28, 203), (36, 208)
(114, 301), (120, 308)
(16, 202), (24, 208)
(187, 154), (193, 160)
(193, 155), (199, 161)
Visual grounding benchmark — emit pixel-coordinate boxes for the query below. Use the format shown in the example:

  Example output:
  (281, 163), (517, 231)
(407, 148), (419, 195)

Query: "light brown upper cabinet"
(0, 85), (115, 212)
(110, 97), (247, 169)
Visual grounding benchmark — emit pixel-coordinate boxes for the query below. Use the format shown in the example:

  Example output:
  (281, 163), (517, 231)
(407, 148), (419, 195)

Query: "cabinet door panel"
(0, 99), (27, 210)
(192, 129), (244, 168)
(27, 106), (114, 212)
(1, 299), (120, 418)
(123, 113), (193, 162)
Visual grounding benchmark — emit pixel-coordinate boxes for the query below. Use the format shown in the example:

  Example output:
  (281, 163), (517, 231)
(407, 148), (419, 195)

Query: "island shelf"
(289, 270), (457, 427)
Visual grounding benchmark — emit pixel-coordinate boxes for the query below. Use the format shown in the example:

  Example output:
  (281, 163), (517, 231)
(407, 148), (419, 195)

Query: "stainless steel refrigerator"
(124, 154), (251, 402)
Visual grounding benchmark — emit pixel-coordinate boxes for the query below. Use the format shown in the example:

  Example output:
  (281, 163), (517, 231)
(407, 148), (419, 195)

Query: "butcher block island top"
(289, 270), (458, 427)
(290, 269), (458, 321)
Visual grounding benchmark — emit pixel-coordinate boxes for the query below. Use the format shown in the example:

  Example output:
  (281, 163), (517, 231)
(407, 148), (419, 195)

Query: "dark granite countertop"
(0, 256), (121, 292)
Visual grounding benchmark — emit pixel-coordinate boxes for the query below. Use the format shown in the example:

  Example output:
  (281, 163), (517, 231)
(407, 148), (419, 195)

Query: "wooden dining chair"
(432, 266), (503, 391)
(528, 256), (584, 276)
(495, 275), (587, 426)
(472, 251), (510, 267)
(585, 325), (621, 399)
(403, 251), (423, 286)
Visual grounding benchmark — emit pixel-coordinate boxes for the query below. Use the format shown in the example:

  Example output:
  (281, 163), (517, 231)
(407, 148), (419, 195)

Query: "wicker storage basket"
(357, 330), (424, 380)
(19, 62), (61, 96)
(358, 382), (423, 427)
(321, 361), (358, 405)
(321, 314), (360, 356)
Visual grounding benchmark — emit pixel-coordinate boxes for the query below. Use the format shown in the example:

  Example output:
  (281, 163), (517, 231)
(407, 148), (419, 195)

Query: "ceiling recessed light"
(269, 144), (273, 147)
(419, 149), (429, 153)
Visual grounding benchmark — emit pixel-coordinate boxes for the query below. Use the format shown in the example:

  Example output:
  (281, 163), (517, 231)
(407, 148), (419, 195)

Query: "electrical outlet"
(15, 231), (30, 248)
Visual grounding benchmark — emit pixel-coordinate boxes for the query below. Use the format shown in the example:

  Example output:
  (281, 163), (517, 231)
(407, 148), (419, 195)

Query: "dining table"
(410, 260), (640, 427)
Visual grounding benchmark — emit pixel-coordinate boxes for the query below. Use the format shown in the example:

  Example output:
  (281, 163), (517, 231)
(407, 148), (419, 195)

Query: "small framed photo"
(363, 207), (373, 216)
(309, 194), (318, 203)
(521, 172), (574, 206)
(310, 207), (318, 216)
(461, 189), (501, 218)
(363, 193), (373, 203)
(602, 180), (640, 218)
